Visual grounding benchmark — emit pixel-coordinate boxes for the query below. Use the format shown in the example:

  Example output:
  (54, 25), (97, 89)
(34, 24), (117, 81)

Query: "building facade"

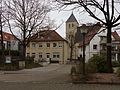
(0, 32), (19, 51)
(26, 30), (68, 64)
(66, 13), (120, 62)
(78, 24), (120, 62)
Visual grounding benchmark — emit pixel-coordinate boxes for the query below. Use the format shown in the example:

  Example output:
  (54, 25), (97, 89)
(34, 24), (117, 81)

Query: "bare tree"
(5, 0), (52, 60)
(0, 0), (7, 63)
(56, 0), (120, 73)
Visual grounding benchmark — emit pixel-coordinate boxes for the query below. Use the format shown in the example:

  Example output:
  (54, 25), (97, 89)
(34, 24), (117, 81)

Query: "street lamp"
(78, 24), (88, 76)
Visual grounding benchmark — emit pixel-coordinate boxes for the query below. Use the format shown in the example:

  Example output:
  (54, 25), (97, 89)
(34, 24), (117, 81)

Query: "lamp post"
(79, 24), (88, 76)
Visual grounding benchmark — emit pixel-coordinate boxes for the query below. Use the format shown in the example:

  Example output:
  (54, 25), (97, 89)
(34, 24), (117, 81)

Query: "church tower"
(66, 13), (79, 60)
(66, 13), (79, 40)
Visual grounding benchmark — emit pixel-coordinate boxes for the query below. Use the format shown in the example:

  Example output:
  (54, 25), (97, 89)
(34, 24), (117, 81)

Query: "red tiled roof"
(30, 30), (66, 42)
(112, 31), (120, 41)
(0, 32), (16, 42)
(79, 23), (102, 47)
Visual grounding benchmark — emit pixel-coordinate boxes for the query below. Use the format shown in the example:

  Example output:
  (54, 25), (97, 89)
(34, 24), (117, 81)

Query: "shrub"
(25, 63), (42, 69)
(116, 67), (120, 77)
(25, 57), (34, 64)
(0, 64), (18, 71)
(0, 50), (19, 56)
(86, 61), (97, 73)
(112, 61), (120, 67)
(87, 54), (110, 73)
(25, 57), (42, 69)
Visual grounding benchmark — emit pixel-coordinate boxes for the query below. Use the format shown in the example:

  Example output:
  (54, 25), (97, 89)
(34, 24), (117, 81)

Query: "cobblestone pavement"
(0, 64), (120, 90)
(0, 82), (120, 90)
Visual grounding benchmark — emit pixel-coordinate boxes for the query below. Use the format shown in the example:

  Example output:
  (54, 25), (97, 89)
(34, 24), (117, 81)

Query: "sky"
(49, 10), (98, 38)
(3, 0), (120, 38)
(49, 1), (120, 38)
(49, 11), (120, 39)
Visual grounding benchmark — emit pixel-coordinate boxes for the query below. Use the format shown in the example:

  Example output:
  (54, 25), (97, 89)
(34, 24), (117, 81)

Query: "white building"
(0, 32), (19, 51)
(78, 23), (120, 62)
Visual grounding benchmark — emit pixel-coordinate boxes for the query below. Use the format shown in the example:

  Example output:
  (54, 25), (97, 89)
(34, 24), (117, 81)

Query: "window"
(53, 43), (57, 47)
(46, 43), (50, 47)
(58, 42), (62, 47)
(39, 53), (42, 58)
(39, 43), (42, 47)
(53, 55), (60, 58)
(47, 55), (50, 58)
(53, 52), (60, 58)
(80, 54), (82, 58)
(46, 53), (50, 58)
(32, 43), (36, 47)
(69, 24), (70, 28)
(32, 53), (35, 58)
(53, 55), (56, 58)
(57, 55), (60, 58)
(59, 45), (62, 47)
(72, 23), (74, 27)
(93, 44), (97, 50)
(39, 55), (42, 58)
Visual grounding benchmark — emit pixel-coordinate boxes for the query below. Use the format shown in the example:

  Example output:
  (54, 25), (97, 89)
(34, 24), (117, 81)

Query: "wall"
(79, 27), (107, 62)
(26, 41), (68, 64)
(10, 40), (19, 50)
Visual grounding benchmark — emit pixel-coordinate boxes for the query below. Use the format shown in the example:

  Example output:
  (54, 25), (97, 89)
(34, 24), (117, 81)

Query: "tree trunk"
(22, 43), (26, 61)
(0, 13), (5, 64)
(106, 26), (113, 73)
(70, 46), (73, 61)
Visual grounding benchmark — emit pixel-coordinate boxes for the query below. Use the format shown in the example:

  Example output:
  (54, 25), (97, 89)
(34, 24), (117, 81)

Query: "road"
(0, 64), (120, 90)
(0, 64), (71, 83)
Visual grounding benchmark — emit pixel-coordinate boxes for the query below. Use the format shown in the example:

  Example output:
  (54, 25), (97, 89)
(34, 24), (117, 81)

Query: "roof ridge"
(30, 30), (66, 42)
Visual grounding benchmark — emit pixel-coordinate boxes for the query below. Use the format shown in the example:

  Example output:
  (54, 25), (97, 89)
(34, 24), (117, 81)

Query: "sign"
(6, 56), (11, 63)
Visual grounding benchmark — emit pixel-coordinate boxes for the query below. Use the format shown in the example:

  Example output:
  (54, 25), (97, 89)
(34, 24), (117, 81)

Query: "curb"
(72, 81), (120, 85)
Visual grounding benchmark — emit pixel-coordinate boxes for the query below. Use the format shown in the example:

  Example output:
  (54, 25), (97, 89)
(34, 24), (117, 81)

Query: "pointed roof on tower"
(66, 13), (78, 23)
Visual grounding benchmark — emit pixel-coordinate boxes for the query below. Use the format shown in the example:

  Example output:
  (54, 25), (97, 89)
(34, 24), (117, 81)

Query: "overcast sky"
(49, 10), (99, 38)
(49, 1), (120, 38)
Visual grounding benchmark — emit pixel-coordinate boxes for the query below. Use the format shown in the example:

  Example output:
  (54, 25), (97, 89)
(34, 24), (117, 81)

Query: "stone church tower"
(66, 13), (79, 40)
(66, 13), (79, 60)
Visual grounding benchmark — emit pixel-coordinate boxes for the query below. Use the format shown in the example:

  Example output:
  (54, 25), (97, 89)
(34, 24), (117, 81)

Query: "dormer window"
(32, 43), (36, 47)
(46, 43), (50, 47)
